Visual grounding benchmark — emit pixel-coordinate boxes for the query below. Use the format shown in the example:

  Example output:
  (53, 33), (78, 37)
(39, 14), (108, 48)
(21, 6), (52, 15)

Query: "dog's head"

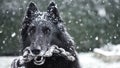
(21, 2), (64, 56)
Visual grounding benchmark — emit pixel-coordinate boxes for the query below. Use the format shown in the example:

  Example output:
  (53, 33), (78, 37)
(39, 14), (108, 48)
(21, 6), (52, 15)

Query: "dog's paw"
(11, 56), (25, 68)
(11, 59), (18, 68)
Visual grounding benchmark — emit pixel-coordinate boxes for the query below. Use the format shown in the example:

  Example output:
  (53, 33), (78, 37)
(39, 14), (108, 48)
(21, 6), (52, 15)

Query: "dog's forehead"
(35, 11), (47, 21)
(30, 11), (53, 28)
(32, 11), (49, 25)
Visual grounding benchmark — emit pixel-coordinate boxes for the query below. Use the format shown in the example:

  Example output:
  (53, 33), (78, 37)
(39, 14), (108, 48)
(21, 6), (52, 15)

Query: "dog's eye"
(42, 26), (51, 34)
(28, 26), (36, 34)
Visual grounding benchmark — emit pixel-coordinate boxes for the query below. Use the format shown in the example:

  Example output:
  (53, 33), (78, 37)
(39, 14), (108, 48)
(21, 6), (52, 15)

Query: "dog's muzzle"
(21, 45), (75, 66)
(23, 47), (46, 65)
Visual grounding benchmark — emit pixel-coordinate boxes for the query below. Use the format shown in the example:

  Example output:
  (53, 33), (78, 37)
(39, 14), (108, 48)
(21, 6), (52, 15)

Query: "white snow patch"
(11, 32), (16, 37)
(0, 57), (17, 68)
(115, 0), (119, 3)
(100, 43), (120, 55)
(79, 52), (120, 68)
(80, 23), (83, 26)
(62, 0), (72, 5)
(2, 40), (5, 44)
(75, 21), (79, 24)
(19, 8), (22, 10)
(98, 8), (106, 17)
(23, 1), (27, 4)
(68, 20), (72, 23)
(6, 11), (9, 14)
(116, 24), (119, 27)
(10, 17), (15, 21)
(79, 19), (82, 22)
(0, 47), (3, 50)
(95, 36), (99, 40)
(12, 11), (16, 15)
(1, 52), (120, 68)
(113, 36), (117, 39)
(0, 31), (3, 33)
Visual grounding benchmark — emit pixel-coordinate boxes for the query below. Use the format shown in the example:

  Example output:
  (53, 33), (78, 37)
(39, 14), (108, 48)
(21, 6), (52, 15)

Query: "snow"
(94, 48), (115, 56)
(23, 1), (27, 4)
(11, 32), (16, 37)
(18, 8), (22, 10)
(62, 0), (72, 5)
(2, 40), (6, 44)
(0, 57), (17, 68)
(11, 17), (15, 21)
(80, 23), (83, 26)
(115, 0), (119, 3)
(1, 52), (120, 68)
(2, 0), (20, 11)
(0, 31), (3, 33)
(12, 11), (16, 15)
(68, 20), (72, 23)
(113, 36), (117, 39)
(0, 47), (3, 50)
(98, 8), (106, 17)
(95, 36), (99, 40)
(79, 53), (120, 68)
(100, 43), (120, 53)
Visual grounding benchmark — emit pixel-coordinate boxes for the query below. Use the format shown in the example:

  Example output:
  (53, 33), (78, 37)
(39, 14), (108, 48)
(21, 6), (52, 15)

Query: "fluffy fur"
(21, 1), (80, 68)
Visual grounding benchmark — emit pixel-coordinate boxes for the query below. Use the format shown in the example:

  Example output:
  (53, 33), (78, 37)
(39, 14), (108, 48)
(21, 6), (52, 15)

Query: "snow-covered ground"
(0, 56), (15, 68)
(79, 53), (120, 68)
(1, 53), (120, 68)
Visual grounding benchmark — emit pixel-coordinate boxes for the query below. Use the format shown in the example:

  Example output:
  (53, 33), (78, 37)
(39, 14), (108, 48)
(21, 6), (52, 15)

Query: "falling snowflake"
(2, 40), (5, 44)
(11, 32), (16, 37)
(95, 36), (99, 40)
(98, 8), (106, 17)
(0, 31), (3, 33)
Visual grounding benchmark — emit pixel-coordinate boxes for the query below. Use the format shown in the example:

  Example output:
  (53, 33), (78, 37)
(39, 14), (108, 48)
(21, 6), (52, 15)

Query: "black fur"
(21, 1), (80, 68)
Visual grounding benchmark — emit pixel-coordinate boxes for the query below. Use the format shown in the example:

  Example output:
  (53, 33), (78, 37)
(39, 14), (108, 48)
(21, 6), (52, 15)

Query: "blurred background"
(0, 0), (120, 68)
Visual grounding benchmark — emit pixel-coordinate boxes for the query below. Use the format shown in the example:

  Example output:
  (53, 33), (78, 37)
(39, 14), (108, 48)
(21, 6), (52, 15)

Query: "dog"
(11, 1), (80, 68)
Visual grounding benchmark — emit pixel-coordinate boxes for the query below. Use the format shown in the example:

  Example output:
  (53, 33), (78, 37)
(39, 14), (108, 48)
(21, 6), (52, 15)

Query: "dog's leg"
(22, 47), (34, 62)
(11, 47), (35, 68)
(11, 58), (18, 68)
(11, 56), (25, 68)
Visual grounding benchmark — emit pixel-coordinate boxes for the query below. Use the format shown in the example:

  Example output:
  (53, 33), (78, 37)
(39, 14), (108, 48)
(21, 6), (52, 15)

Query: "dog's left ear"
(47, 1), (60, 19)
(26, 2), (38, 18)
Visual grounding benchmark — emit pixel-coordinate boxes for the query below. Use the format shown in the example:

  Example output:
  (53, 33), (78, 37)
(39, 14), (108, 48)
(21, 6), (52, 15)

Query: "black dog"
(11, 1), (80, 68)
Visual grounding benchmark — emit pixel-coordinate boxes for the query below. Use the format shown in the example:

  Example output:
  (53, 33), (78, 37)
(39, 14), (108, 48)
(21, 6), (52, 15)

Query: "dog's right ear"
(26, 2), (38, 18)
(21, 2), (38, 43)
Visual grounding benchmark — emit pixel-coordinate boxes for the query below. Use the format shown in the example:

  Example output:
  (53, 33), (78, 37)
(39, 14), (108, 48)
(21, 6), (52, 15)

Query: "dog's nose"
(31, 49), (40, 55)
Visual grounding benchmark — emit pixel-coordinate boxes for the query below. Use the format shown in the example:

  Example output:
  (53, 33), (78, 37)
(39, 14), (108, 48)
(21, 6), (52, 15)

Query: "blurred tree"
(0, 0), (120, 55)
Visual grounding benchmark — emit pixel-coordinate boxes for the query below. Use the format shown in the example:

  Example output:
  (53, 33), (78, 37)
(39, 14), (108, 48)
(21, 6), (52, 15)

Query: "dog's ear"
(21, 2), (38, 43)
(26, 2), (38, 18)
(47, 1), (60, 19)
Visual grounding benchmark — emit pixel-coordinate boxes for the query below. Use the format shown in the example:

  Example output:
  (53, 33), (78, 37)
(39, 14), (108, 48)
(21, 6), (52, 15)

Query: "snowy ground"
(0, 56), (15, 68)
(1, 53), (120, 68)
(79, 53), (120, 68)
